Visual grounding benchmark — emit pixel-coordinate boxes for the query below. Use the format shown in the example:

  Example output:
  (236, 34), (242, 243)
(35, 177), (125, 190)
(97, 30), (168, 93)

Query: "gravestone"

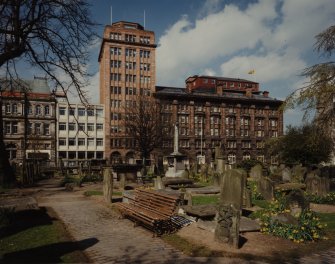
(257, 177), (274, 201)
(282, 167), (292, 182)
(215, 169), (245, 248)
(103, 167), (113, 203)
(249, 164), (263, 180)
(284, 189), (309, 217)
(292, 164), (307, 183)
(305, 172), (330, 196)
(154, 176), (164, 190)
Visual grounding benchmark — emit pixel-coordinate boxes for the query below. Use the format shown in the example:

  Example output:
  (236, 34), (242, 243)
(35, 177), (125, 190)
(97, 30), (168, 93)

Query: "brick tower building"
(98, 21), (157, 162)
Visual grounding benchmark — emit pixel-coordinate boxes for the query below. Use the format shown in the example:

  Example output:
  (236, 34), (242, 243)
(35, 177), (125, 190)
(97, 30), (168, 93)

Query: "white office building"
(56, 96), (105, 167)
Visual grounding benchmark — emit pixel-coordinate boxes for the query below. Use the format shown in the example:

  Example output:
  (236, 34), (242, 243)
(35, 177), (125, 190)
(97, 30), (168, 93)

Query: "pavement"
(5, 178), (335, 264)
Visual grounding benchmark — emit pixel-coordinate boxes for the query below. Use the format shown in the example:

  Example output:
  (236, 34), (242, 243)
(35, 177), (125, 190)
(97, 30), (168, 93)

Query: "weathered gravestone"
(292, 164), (307, 183)
(305, 172), (330, 196)
(215, 169), (245, 248)
(154, 175), (164, 190)
(103, 167), (113, 203)
(282, 167), (292, 182)
(257, 177), (274, 201)
(249, 164), (263, 180)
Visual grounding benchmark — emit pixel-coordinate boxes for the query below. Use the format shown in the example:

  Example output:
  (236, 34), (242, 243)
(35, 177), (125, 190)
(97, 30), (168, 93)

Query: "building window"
(227, 141), (236, 149)
(68, 138), (76, 146)
(44, 124), (50, 135)
(111, 60), (121, 68)
(69, 108), (75, 116)
(87, 109), (94, 116)
(78, 108), (85, 116)
(111, 73), (122, 81)
(78, 123), (85, 131)
(59, 123), (66, 131)
(96, 138), (103, 146)
(180, 139), (189, 148)
(59, 138), (66, 146)
(110, 47), (121, 55)
(44, 105), (50, 115)
(96, 123), (103, 131)
(228, 153), (236, 164)
(36, 105), (42, 115)
(35, 123), (41, 135)
(179, 127), (189, 136)
(242, 141), (251, 149)
(240, 129), (249, 137)
(78, 138), (85, 146)
(87, 123), (94, 131)
(5, 103), (11, 113)
(257, 155), (265, 163)
(12, 122), (18, 134)
(243, 153), (251, 160)
(256, 130), (264, 137)
(140, 50), (150, 58)
(96, 109), (103, 117)
(256, 141), (264, 149)
(178, 115), (189, 124)
(12, 103), (17, 114)
(59, 107), (66, 115)
(69, 123), (76, 131)
(125, 48), (136, 57)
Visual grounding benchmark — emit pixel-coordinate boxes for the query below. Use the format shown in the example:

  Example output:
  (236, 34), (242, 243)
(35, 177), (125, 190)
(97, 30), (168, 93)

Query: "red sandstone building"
(99, 21), (283, 165)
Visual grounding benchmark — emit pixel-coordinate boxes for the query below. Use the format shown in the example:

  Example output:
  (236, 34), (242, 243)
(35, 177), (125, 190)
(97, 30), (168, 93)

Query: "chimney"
(263, 91), (269, 97)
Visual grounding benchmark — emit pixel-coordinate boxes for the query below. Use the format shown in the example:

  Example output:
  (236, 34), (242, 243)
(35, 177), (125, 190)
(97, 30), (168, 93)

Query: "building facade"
(98, 21), (284, 165)
(155, 75), (283, 165)
(56, 94), (105, 167)
(1, 77), (57, 166)
(98, 21), (156, 162)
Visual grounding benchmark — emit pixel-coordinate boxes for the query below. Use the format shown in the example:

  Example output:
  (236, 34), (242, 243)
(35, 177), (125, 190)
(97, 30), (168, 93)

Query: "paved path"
(30, 178), (335, 264)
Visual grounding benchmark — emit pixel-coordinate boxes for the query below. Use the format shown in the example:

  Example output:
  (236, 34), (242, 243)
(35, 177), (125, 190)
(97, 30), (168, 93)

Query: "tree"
(0, 0), (97, 186)
(123, 96), (163, 164)
(285, 25), (335, 129)
(265, 123), (333, 165)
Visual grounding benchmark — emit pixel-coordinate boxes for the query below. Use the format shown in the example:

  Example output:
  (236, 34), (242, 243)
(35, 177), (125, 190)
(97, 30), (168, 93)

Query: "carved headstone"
(284, 189), (309, 217)
(249, 164), (263, 180)
(103, 167), (113, 203)
(215, 169), (245, 248)
(257, 177), (274, 201)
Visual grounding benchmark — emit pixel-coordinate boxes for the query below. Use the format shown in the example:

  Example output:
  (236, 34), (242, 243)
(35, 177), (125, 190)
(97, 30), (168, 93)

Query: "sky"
(20, 0), (335, 128)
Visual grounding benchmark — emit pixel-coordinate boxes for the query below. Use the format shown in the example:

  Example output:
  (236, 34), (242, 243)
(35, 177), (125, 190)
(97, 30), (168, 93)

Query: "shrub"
(247, 180), (263, 200)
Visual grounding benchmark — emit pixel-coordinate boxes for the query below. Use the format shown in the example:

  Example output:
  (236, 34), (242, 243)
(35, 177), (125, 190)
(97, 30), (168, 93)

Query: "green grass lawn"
(0, 207), (91, 263)
(191, 195), (219, 205)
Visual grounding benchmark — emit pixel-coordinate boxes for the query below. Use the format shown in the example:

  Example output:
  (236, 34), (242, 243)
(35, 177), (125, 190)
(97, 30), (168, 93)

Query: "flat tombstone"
(257, 177), (274, 201)
(250, 164), (263, 180)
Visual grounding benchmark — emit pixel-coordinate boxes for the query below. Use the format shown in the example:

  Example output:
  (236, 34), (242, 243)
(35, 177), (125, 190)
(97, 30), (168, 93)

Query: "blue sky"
(85, 0), (334, 128)
(21, 0), (335, 128)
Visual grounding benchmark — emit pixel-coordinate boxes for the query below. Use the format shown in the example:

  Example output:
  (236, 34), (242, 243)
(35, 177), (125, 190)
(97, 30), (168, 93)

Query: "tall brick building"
(99, 21), (283, 165)
(99, 21), (156, 162)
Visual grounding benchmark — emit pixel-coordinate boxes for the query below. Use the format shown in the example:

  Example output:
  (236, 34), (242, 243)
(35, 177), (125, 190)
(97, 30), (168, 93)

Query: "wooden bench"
(115, 189), (180, 236)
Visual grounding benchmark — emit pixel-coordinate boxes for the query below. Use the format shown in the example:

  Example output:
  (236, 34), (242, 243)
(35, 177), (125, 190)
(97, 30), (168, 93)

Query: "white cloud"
(220, 51), (306, 83)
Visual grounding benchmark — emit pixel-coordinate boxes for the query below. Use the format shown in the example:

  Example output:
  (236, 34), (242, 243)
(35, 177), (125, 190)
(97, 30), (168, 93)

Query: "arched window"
(125, 152), (135, 164)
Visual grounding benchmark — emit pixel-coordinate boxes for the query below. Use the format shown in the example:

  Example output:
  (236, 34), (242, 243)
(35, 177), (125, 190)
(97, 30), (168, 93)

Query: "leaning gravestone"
(103, 167), (113, 203)
(249, 164), (263, 180)
(215, 169), (245, 248)
(257, 177), (274, 201)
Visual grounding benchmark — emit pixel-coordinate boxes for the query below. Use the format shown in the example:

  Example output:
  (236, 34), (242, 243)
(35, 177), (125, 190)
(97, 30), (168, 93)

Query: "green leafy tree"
(0, 0), (97, 186)
(265, 123), (333, 165)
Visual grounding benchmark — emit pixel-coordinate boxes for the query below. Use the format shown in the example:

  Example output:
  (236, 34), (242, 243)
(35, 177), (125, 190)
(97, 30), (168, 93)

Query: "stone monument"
(165, 123), (187, 178)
